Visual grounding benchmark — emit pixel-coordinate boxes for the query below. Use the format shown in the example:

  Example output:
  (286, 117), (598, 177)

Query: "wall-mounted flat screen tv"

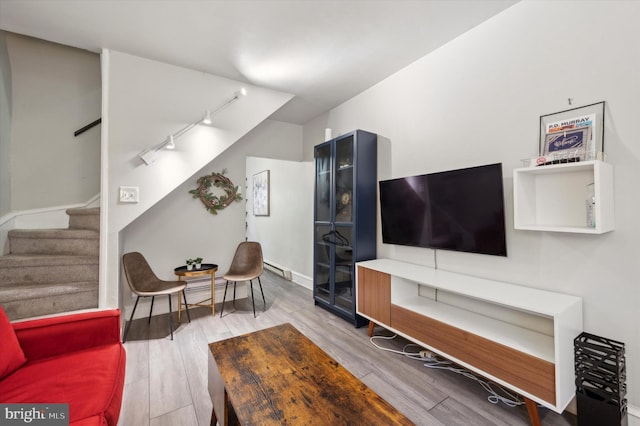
(379, 163), (507, 256)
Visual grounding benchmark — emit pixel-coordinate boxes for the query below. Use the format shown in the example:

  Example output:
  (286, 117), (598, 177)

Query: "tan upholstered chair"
(220, 242), (265, 318)
(122, 252), (190, 342)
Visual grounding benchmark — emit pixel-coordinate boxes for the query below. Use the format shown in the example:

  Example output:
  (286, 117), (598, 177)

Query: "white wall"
(101, 50), (294, 310)
(103, 50), (294, 234)
(246, 156), (314, 288)
(0, 32), (11, 217)
(303, 0), (640, 412)
(4, 32), (101, 211)
(120, 119), (303, 316)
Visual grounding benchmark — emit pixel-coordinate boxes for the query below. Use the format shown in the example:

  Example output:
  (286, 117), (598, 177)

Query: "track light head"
(139, 149), (157, 165)
(165, 135), (176, 150)
(202, 110), (212, 125)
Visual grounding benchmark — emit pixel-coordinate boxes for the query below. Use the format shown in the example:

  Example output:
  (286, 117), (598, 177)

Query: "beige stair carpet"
(0, 208), (100, 320)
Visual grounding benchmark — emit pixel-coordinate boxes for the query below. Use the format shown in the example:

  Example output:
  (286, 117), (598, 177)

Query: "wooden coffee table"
(207, 323), (413, 425)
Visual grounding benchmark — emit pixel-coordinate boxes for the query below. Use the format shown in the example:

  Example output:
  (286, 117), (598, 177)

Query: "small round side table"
(174, 263), (218, 321)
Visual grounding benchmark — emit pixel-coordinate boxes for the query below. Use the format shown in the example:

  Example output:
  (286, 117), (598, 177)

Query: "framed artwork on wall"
(543, 126), (591, 162)
(253, 170), (270, 216)
(539, 101), (605, 161)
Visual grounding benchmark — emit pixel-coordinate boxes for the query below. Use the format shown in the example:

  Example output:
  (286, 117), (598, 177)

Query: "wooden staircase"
(0, 208), (100, 320)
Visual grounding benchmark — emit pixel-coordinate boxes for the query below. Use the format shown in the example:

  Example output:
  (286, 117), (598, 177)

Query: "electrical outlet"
(119, 186), (139, 203)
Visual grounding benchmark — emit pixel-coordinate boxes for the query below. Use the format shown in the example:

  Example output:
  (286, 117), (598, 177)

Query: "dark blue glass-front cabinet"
(313, 130), (377, 327)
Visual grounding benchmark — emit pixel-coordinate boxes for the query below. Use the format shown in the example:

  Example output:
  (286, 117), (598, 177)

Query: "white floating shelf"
(513, 160), (614, 234)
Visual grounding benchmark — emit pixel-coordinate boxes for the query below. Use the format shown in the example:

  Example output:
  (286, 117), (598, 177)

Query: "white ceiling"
(0, 0), (517, 124)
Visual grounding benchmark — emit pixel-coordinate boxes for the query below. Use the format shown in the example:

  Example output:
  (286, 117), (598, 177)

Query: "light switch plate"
(119, 186), (139, 203)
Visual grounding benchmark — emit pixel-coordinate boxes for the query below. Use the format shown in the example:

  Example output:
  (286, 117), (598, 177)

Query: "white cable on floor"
(421, 358), (524, 407)
(370, 333), (422, 359)
(370, 333), (524, 407)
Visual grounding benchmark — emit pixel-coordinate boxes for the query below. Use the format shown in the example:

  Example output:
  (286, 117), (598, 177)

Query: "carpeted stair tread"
(9, 229), (99, 256)
(67, 207), (100, 231)
(66, 207), (99, 216)
(8, 228), (99, 239)
(0, 281), (98, 320)
(0, 255), (99, 286)
(0, 281), (98, 302)
(0, 254), (99, 268)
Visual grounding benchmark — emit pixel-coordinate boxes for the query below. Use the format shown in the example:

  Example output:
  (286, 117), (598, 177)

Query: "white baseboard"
(262, 261), (311, 290)
(0, 193), (100, 227)
(263, 259), (293, 280)
(291, 271), (312, 290)
(629, 404), (639, 425)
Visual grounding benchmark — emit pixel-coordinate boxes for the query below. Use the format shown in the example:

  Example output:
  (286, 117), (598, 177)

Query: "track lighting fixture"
(202, 87), (248, 122)
(138, 88), (246, 165)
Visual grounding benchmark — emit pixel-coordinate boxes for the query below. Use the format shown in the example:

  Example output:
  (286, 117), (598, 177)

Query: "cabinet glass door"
(314, 224), (332, 304)
(334, 136), (354, 223)
(332, 225), (354, 313)
(315, 143), (332, 222)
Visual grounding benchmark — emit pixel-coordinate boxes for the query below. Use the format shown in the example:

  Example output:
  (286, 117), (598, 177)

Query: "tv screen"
(379, 174), (430, 248)
(379, 163), (507, 256)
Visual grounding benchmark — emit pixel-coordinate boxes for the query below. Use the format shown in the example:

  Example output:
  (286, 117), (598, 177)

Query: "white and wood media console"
(356, 258), (583, 426)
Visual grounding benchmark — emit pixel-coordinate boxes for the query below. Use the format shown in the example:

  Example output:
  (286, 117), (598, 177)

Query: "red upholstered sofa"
(0, 307), (126, 426)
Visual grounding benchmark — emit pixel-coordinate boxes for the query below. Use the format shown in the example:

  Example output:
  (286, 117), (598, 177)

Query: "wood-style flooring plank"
(117, 378), (150, 426)
(175, 314), (215, 426)
(150, 404), (199, 426)
(429, 396), (516, 426)
(192, 307), (232, 345)
(122, 338), (149, 385)
(358, 370), (446, 426)
(148, 315), (194, 419)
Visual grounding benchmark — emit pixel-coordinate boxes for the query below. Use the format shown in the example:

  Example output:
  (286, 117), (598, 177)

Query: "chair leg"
(122, 296), (140, 343)
(250, 280), (256, 318)
(168, 294), (174, 341)
(148, 296), (155, 324)
(258, 276), (265, 310)
(232, 282), (237, 307)
(220, 280), (230, 318)
(182, 290), (191, 323)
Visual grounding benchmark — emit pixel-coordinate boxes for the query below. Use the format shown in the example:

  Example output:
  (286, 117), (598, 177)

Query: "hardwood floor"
(117, 270), (577, 426)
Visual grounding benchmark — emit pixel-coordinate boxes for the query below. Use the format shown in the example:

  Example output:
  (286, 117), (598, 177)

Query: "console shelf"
(356, 258), (583, 417)
(394, 295), (554, 362)
(513, 160), (614, 233)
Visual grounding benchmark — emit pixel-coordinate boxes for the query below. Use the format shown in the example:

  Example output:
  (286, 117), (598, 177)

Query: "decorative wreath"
(189, 169), (242, 215)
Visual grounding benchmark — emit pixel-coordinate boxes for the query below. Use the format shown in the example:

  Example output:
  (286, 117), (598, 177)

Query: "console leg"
(524, 397), (541, 426)
(368, 320), (375, 337)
